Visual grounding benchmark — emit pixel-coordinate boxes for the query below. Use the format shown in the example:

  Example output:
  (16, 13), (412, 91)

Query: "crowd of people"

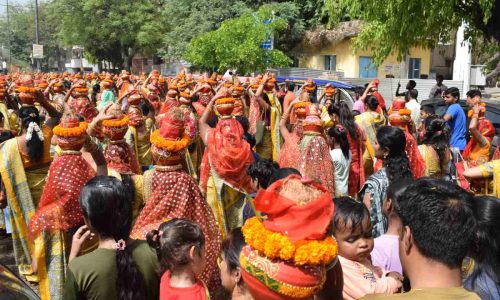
(0, 70), (498, 300)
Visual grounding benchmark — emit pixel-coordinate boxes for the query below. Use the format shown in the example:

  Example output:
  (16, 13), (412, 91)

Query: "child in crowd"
(147, 219), (209, 300)
(333, 197), (402, 300)
(328, 124), (352, 196)
(417, 105), (435, 143)
(371, 178), (412, 274)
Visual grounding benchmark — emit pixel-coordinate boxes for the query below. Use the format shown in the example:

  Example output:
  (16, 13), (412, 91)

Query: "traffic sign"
(33, 44), (43, 58)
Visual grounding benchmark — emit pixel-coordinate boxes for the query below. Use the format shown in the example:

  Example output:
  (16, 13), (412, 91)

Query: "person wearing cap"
(130, 106), (221, 293)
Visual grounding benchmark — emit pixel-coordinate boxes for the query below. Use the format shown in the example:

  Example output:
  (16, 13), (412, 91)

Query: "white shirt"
(329, 148), (351, 196)
(406, 99), (421, 128)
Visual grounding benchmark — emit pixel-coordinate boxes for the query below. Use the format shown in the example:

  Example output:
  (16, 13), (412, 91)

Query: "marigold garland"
(179, 92), (191, 99)
(304, 85), (316, 92)
(293, 101), (312, 109)
(398, 108), (411, 116)
(102, 115), (129, 128)
(73, 87), (89, 94)
(242, 217), (338, 266)
(17, 87), (37, 93)
(53, 122), (88, 137)
(150, 130), (190, 152)
(233, 86), (245, 92)
(215, 98), (236, 105)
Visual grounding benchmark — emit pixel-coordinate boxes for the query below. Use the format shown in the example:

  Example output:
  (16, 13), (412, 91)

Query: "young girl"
(333, 197), (402, 300)
(328, 124), (351, 196)
(147, 218), (209, 300)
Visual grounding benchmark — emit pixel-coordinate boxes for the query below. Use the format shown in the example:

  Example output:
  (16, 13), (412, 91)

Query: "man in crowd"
(443, 87), (467, 151)
(429, 75), (448, 100)
(365, 178), (479, 299)
(396, 80), (416, 98)
(405, 89), (420, 130)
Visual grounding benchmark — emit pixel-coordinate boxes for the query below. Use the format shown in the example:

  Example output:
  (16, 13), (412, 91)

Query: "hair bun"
(146, 229), (161, 249)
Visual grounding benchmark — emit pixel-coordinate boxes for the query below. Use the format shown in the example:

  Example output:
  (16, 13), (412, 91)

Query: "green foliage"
(185, 4), (293, 73)
(325, 0), (499, 66)
(52, 0), (166, 69)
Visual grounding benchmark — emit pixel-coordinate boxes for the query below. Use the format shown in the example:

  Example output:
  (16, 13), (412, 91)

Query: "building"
(293, 21), (433, 79)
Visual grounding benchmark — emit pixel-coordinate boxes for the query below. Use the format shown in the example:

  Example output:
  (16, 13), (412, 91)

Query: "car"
(275, 76), (358, 109)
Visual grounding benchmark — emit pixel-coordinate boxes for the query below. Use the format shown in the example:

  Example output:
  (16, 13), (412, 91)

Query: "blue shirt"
(445, 103), (467, 150)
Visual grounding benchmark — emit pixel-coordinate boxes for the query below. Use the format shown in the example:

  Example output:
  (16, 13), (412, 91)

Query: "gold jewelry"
(155, 164), (183, 172)
(60, 150), (82, 156)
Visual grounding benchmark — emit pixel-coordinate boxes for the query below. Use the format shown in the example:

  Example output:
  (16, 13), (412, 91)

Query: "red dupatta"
(206, 118), (255, 193)
(29, 154), (96, 238)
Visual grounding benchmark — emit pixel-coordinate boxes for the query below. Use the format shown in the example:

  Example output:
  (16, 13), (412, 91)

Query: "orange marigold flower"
(53, 122), (88, 137)
(150, 130), (190, 152)
(102, 116), (129, 128)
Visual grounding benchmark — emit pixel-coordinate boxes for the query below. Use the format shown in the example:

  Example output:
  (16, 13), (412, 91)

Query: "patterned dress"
(359, 168), (389, 238)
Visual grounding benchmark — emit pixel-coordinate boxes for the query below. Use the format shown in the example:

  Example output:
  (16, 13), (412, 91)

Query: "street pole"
(6, 0), (11, 72)
(34, 0), (40, 71)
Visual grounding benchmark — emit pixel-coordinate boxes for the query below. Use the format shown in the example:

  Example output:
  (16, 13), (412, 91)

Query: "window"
(324, 55), (336, 71)
(408, 58), (421, 79)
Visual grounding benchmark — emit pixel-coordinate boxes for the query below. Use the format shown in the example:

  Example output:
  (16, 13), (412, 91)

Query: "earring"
(384, 153), (388, 159)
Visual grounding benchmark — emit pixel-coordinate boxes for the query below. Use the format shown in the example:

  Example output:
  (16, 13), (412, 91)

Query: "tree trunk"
(486, 60), (500, 87)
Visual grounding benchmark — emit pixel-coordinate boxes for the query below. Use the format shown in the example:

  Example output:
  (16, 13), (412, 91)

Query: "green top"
(363, 287), (480, 300)
(63, 240), (159, 300)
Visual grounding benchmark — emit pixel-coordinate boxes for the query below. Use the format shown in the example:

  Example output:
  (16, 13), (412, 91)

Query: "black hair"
(408, 80), (416, 89)
(286, 82), (295, 92)
(354, 87), (364, 95)
(146, 218), (205, 274)
(235, 115), (250, 133)
(436, 74), (444, 81)
(420, 105), (435, 115)
(332, 196), (371, 234)
(19, 106), (43, 162)
(328, 102), (358, 139)
(444, 87), (460, 99)
(0, 130), (14, 143)
(0, 112), (4, 123)
(422, 115), (451, 173)
(139, 102), (150, 116)
(79, 176), (146, 300)
(247, 159), (279, 189)
(376, 126), (413, 183)
(243, 132), (256, 149)
(398, 178), (476, 268)
(466, 89), (482, 99)
(268, 168), (301, 186)
(468, 196), (500, 288)
(365, 95), (379, 111)
(221, 227), (245, 276)
(408, 89), (418, 100)
(352, 110), (361, 117)
(328, 125), (350, 160)
(386, 177), (414, 214)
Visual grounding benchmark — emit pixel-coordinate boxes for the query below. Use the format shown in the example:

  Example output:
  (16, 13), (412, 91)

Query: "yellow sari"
(478, 159), (500, 198)
(355, 112), (385, 176)
(0, 138), (38, 279)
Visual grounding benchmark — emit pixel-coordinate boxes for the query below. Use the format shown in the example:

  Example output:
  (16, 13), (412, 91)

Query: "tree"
(325, 0), (500, 68)
(185, 4), (293, 73)
(159, 0), (252, 60)
(52, 0), (166, 70)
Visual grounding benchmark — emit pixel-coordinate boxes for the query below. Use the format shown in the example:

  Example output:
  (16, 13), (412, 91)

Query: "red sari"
(278, 123), (303, 169)
(347, 125), (366, 196)
(299, 134), (335, 197)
